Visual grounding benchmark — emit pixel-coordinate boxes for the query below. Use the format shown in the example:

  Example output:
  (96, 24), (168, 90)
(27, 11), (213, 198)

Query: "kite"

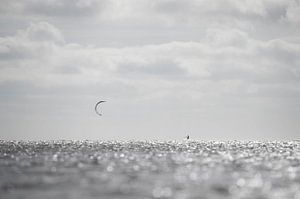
(95, 100), (106, 116)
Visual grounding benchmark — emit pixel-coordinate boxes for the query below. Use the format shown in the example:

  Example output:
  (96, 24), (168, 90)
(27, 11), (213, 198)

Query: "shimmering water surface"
(1, 140), (300, 199)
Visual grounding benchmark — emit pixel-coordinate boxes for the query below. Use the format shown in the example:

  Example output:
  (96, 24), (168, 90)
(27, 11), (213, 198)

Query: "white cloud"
(1, 0), (299, 47)
(1, 22), (299, 98)
(1, 0), (296, 25)
(0, 22), (63, 61)
(20, 22), (65, 44)
(284, 1), (300, 24)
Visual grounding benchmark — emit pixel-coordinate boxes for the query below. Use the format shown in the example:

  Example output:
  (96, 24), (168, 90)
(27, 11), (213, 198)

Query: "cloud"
(99, 0), (294, 27)
(1, 0), (296, 25)
(284, 1), (300, 24)
(0, 22), (63, 61)
(20, 22), (65, 44)
(205, 28), (250, 47)
(0, 0), (107, 18)
(1, 0), (299, 47)
(1, 22), (299, 101)
(117, 60), (186, 78)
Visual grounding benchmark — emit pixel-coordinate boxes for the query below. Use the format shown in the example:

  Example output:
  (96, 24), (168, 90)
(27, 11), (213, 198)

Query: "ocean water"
(1, 140), (300, 199)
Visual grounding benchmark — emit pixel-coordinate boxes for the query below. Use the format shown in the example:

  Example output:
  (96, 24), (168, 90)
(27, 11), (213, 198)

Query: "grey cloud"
(266, 3), (288, 21)
(117, 60), (187, 78)
(1, 0), (107, 18)
(1, 0), (299, 48)
(205, 28), (250, 47)
(200, 27), (300, 84)
(0, 22), (63, 61)
(257, 39), (300, 66)
(22, 22), (65, 44)
(285, 1), (300, 24)
(150, 0), (292, 25)
(0, 40), (32, 60)
(1, 22), (299, 95)
(208, 61), (299, 85)
(56, 64), (82, 74)
(151, 0), (192, 18)
(0, 0), (294, 25)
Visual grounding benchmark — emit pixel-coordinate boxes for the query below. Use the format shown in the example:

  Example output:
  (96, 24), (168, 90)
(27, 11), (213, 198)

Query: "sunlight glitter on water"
(1, 140), (300, 199)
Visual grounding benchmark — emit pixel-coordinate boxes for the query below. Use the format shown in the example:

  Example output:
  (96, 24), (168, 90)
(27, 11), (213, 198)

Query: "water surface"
(1, 140), (300, 199)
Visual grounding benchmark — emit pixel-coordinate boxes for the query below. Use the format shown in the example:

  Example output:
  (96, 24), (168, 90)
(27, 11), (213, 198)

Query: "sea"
(1, 140), (300, 199)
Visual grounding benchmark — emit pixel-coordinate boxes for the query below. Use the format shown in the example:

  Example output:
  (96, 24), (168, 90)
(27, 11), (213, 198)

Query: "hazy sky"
(1, 0), (300, 140)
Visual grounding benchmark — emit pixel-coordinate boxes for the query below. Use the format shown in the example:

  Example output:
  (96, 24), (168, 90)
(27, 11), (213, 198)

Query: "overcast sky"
(1, 0), (300, 140)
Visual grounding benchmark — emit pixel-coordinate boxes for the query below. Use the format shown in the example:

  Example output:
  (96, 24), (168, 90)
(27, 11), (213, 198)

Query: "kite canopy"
(95, 100), (106, 116)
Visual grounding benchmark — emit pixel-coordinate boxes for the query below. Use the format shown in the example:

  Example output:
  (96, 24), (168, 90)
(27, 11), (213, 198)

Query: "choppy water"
(1, 140), (300, 199)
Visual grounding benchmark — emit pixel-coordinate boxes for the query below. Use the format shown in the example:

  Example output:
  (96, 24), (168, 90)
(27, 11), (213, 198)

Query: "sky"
(0, 0), (300, 140)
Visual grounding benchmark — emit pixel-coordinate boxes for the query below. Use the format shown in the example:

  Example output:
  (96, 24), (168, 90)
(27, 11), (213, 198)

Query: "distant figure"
(186, 135), (189, 140)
